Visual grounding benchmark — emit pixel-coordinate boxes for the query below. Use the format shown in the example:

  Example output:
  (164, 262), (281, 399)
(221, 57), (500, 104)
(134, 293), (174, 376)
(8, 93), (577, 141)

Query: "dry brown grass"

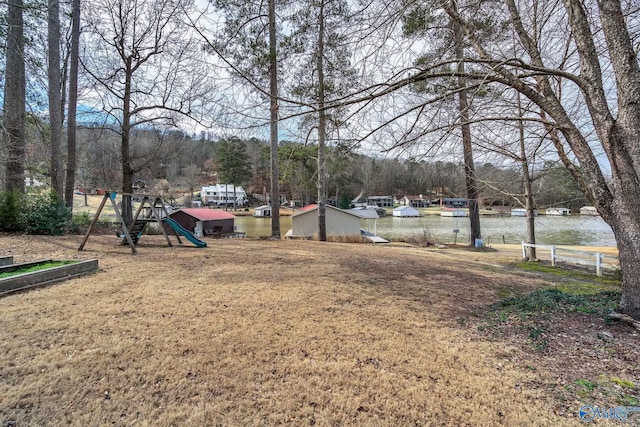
(0, 235), (585, 426)
(72, 194), (116, 216)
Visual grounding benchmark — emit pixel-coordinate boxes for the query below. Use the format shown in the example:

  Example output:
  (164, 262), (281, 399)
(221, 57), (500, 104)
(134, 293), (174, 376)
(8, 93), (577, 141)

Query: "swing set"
(78, 191), (184, 254)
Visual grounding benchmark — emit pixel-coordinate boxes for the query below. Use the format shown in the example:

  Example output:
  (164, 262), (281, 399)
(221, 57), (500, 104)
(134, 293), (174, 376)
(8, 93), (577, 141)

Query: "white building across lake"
(580, 206), (599, 216)
(440, 209), (468, 217)
(393, 206), (420, 217)
(546, 207), (571, 216)
(201, 184), (247, 206)
(511, 208), (538, 217)
(254, 205), (272, 217)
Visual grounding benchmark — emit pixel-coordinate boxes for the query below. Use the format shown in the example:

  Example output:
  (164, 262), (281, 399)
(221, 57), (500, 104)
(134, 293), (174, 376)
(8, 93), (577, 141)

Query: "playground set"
(78, 191), (207, 254)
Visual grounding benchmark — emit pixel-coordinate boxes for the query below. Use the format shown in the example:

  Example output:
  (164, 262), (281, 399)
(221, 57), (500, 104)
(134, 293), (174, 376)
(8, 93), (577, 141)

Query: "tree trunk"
(268, 0), (281, 238)
(317, 0), (327, 242)
(523, 168), (536, 259)
(453, 0), (480, 245)
(443, 0), (640, 319)
(517, 92), (536, 260)
(3, 0), (26, 193)
(121, 59), (134, 225)
(48, 0), (63, 200)
(611, 215), (640, 320)
(550, 2), (640, 319)
(64, 0), (81, 210)
(233, 184), (237, 211)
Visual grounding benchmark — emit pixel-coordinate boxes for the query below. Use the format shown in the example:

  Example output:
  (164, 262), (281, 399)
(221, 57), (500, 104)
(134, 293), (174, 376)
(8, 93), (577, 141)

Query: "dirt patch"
(0, 235), (635, 426)
(469, 286), (639, 420)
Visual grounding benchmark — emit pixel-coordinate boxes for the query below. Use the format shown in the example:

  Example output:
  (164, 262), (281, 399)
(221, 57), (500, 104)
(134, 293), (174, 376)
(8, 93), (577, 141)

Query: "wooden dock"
(361, 230), (389, 244)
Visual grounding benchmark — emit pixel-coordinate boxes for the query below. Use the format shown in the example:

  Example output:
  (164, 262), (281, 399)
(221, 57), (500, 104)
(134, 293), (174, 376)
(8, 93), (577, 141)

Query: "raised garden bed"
(1, 259), (56, 277)
(0, 258), (99, 295)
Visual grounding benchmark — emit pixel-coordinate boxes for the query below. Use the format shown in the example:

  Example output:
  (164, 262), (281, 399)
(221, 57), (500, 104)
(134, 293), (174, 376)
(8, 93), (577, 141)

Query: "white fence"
(521, 242), (619, 277)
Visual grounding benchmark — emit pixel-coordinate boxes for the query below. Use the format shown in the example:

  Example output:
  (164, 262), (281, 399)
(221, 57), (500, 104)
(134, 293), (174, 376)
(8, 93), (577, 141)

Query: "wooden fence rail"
(521, 242), (619, 277)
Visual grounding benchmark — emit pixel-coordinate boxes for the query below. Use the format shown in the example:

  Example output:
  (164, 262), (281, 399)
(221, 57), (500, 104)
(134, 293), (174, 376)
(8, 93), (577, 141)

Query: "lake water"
(235, 214), (616, 247)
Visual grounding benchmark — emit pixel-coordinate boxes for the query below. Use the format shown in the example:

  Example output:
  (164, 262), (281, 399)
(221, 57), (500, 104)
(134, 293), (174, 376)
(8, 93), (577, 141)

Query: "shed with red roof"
(169, 208), (236, 236)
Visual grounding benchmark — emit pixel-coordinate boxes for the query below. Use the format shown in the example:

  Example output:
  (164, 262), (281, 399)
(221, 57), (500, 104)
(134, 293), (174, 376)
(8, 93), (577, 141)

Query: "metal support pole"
(550, 246), (556, 267)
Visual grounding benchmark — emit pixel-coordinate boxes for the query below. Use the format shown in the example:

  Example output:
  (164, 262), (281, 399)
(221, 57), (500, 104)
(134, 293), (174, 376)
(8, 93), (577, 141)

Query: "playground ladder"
(121, 220), (147, 245)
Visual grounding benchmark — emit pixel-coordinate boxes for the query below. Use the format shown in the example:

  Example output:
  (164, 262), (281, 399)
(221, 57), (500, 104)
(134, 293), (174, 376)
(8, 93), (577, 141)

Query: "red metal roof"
(174, 208), (236, 221)
(297, 204), (318, 212)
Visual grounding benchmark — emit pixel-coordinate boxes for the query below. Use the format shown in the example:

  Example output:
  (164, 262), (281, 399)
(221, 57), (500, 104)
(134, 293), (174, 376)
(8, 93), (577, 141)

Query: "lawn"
(0, 235), (634, 426)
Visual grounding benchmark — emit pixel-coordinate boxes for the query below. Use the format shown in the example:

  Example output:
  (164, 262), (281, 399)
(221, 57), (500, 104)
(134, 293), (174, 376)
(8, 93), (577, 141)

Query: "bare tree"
(184, 164), (201, 203)
(350, 0), (640, 318)
(81, 0), (216, 223)
(466, 0), (640, 318)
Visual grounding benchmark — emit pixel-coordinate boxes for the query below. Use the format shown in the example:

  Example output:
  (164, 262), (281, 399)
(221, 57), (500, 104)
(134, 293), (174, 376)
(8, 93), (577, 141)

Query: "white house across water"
(546, 207), (571, 216)
(393, 206), (420, 217)
(511, 208), (539, 217)
(254, 205), (272, 217)
(201, 184), (248, 206)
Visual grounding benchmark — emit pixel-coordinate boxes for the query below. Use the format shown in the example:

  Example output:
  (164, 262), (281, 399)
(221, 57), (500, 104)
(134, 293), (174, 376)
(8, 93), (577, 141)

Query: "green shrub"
(19, 190), (70, 235)
(338, 195), (351, 210)
(0, 190), (23, 231)
(493, 288), (619, 316)
(68, 212), (91, 234)
(72, 212), (91, 226)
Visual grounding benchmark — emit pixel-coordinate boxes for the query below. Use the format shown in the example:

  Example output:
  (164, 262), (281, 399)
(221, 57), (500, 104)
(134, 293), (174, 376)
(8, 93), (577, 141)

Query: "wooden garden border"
(0, 259), (99, 295)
